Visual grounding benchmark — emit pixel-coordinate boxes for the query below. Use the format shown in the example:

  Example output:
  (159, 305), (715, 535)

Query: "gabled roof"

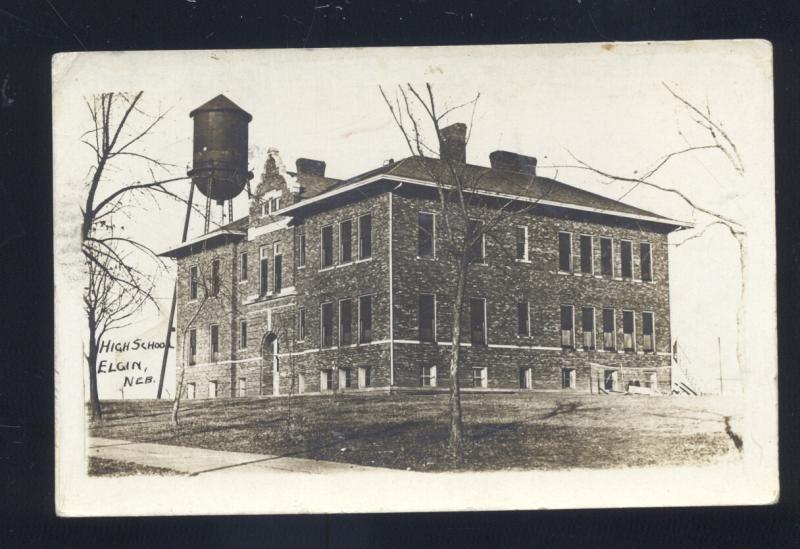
(280, 156), (689, 228)
(159, 218), (247, 258)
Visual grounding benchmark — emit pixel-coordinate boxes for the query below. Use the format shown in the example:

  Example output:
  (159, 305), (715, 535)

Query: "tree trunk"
(448, 255), (468, 460)
(87, 312), (102, 419)
(171, 364), (185, 427)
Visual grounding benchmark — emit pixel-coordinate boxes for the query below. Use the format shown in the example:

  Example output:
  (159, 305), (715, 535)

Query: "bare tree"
(81, 91), (193, 418)
(559, 82), (746, 389)
(380, 83), (554, 458)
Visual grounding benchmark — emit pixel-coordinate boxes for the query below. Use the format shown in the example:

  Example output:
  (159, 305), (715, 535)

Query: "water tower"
(188, 94), (253, 231)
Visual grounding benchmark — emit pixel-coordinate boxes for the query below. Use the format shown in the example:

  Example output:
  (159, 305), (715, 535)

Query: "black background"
(0, 1), (798, 547)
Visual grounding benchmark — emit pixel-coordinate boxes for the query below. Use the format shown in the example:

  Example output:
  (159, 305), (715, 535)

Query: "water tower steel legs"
(156, 181), (196, 399)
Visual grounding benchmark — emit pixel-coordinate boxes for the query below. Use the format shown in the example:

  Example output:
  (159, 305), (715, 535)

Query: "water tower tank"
(188, 94), (253, 202)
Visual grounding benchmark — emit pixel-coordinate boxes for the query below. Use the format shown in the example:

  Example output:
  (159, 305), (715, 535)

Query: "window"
(421, 365), (437, 387)
(516, 226), (529, 261)
(472, 367), (488, 388)
(260, 202), (269, 216)
(321, 225), (334, 267)
(189, 266), (198, 300)
(558, 232), (572, 272)
(297, 307), (306, 341)
(186, 383), (196, 400)
(208, 380), (217, 398)
(418, 294), (436, 342)
(640, 242), (653, 282)
(417, 212), (435, 258)
(602, 308), (616, 351)
(517, 301), (530, 337)
(562, 368), (576, 389)
(519, 367), (532, 389)
(239, 252), (248, 282)
(560, 305), (574, 348)
(321, 302), (334, 347)
(642, 312), (655, 352)
(260, 246), (269, 295)
(622, 310), (635, 351)
(239, 320), (248, 350)
(339, 299), (353, 346)
(237, 378), (246, 397)
(600, 238), (613, 277)
(580, 235), (593, 274)
(621, 240), (633, 278)
(298, 374), (305, 394)
(211, 259), (220, 296)
(358, 366), (371, 388)
(189, 328), (197, 365)
(467, 219), (485, 263)
(270, 197), (280, 213)
(582, 307), (596, 350)
(210, 324), (219, 360)
(358, 295), (372, 343)
(273, 242), (282, 293)
(470, 298), (487, 345)
(358, 214), (372, 259)
(340, 220), (353, 263)
(298, 234), (306, 268)
(339, 368), (352, 389)
(320, 369), (333, 392)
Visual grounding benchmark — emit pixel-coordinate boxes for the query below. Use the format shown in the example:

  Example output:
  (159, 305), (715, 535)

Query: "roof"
(159, 218), (247, 258)
(189, 94), (253, 121)
(280, 156), (688, 228)
(293, 171), (342, 199)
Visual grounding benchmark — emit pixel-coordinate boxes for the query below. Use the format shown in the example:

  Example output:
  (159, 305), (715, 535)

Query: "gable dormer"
(249, 148), (300, 228)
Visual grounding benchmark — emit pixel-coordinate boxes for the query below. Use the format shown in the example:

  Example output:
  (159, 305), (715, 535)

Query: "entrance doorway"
(604, 369), (618, 392)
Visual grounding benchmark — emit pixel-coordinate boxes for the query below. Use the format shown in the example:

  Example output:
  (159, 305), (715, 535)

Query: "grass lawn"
(89, 392), (742, 472)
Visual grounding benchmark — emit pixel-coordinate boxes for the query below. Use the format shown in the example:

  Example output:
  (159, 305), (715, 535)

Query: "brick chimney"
(295, 158), (326, 177)
(489, 150), (537, 177)
(438, 123), (467, 163)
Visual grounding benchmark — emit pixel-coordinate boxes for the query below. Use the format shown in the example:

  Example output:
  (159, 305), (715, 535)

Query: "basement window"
(562, 368), (576, 389)
(472, 367), (488, 388)
(321, 225), (334, 267)
(418, 293), (436, 342)
(621, 240), (633, 279)
(321, 369), (333, 392)
(580, 235), (593, 274)
(186, 383), (196, 400)
(519, 367), (532, 389)
(421, 365), (437, 387)
(560, 305), (575, 349)
(558, 232), (572, 272)
(237, 378), (246, 397)
(640, 242), (653, 281)
(622, 310), (635, 351)
(418, 212), (435, 259)
(358, 366), (371, 388)
(600, 237), (613, 277)
(339, 368), (352, 389)
(208, 380), (217, 399)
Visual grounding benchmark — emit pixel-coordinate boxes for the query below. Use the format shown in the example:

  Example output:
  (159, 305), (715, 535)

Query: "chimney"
(438, 123), (467, 163)
(295, 158), (326, 177)
(489, 150), (537, 177)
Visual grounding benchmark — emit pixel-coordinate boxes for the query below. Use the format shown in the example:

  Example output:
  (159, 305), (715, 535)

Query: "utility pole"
(718, 336), (724, 395)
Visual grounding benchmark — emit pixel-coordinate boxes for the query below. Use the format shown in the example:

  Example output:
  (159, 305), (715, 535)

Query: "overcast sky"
(53, 41), (774, 399)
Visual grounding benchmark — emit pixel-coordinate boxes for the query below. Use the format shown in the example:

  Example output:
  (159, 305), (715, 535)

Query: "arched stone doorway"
(260, 331), (279, 396)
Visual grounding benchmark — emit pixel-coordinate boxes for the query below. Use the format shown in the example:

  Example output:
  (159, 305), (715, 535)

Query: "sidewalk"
(89, 437), (403, 476)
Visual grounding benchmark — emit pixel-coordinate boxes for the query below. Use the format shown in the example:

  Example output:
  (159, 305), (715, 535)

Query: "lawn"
(88, 392), (742, 472)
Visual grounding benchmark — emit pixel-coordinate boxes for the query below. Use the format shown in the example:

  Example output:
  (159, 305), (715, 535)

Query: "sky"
(52, 41), (775, 399)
